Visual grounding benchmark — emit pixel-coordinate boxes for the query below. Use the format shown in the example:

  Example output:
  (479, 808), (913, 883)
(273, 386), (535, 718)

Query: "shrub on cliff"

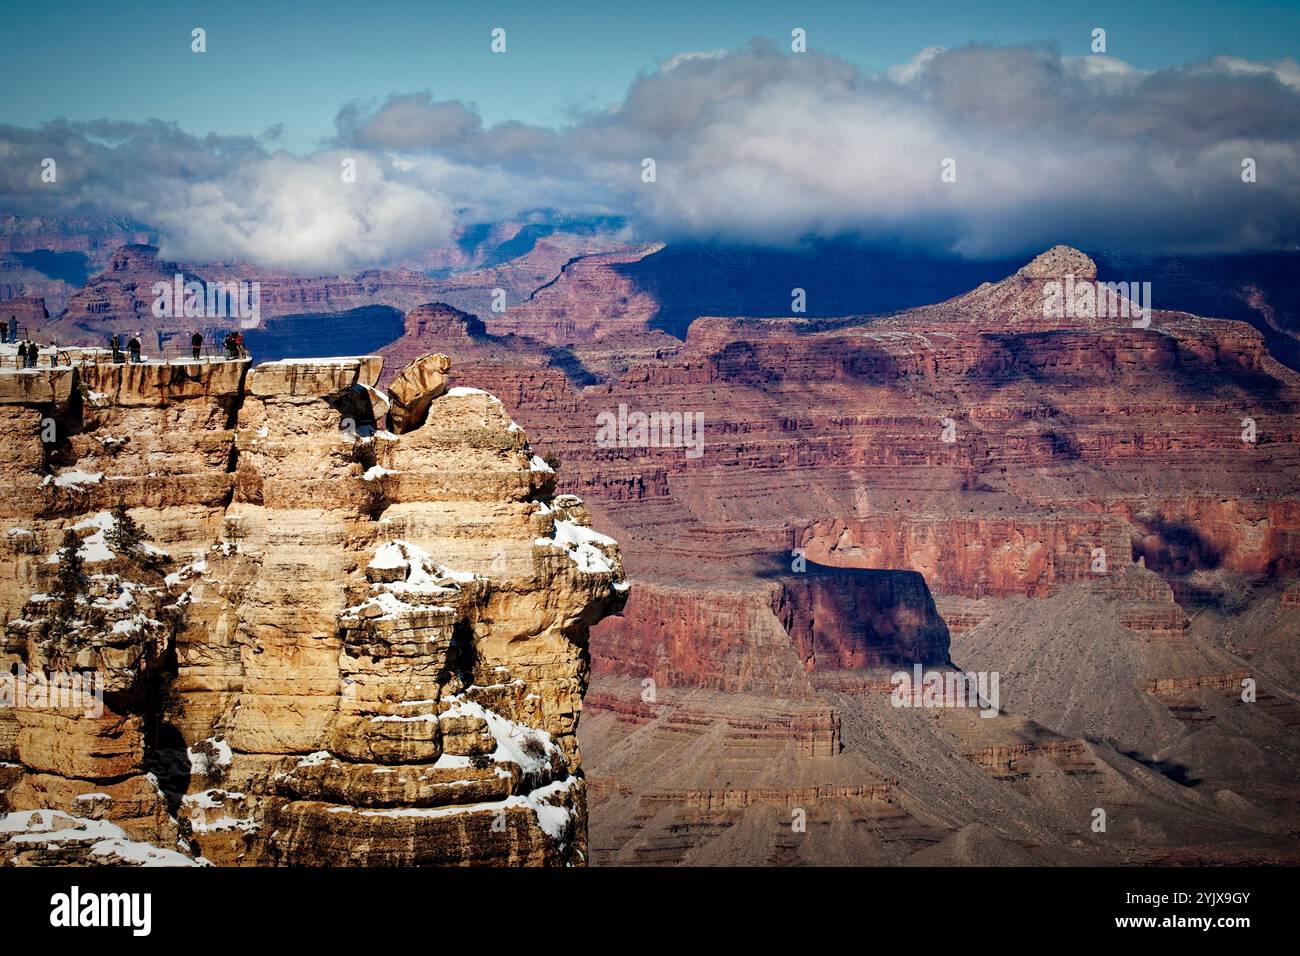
(52, 529), (86, 621)
(105, 502), (151, 559)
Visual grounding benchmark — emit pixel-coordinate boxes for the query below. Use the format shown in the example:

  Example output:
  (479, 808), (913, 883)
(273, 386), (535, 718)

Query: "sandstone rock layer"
(0, 353), (625, 866)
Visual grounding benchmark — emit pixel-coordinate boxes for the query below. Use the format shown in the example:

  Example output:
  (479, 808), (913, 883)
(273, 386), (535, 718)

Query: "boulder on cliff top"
(387, 353), (452, 434)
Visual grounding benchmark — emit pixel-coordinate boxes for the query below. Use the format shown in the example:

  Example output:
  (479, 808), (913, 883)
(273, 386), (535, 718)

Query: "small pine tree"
(222, 517), (246, 549)
(53, 528), (86, 620)
(105, 502), (150, 558)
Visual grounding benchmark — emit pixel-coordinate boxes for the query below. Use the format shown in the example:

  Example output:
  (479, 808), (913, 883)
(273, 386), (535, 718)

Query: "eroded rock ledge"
(0, 353), (627, 866)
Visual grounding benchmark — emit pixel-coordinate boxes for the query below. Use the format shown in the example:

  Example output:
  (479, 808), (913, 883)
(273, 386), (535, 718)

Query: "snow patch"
(0, 809), (197, 866)
(187, 738), (233, 776)
(445, 386), (500, 401)
(536, 519), (618, 574)
(43, 470), (104, 490)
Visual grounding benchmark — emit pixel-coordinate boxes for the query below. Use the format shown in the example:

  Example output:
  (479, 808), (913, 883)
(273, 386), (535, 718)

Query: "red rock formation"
(402, 302), (486, 341)
(0, 296), (50, 328)
(484, 245), (664, 343)
(11, 240), (1298, 866)
(0, 216), (155, 267)
(364, 247), (1300, 863)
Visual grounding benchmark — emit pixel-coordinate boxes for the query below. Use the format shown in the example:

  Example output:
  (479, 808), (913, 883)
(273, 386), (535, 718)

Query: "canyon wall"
(0, 353), (626, 865)
(368, 248), (1300, 864)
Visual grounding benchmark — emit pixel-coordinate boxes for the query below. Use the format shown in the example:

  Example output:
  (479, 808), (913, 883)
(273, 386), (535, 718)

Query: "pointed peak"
(1015, 245), (1097, 281)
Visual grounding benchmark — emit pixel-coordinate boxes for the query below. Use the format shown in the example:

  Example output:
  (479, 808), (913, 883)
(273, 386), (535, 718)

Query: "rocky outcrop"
(1, 515), (184, 859)
(594, 563), (951, 697)
(0, 296), (50, 329)
(59, 245), (190, 338)
(386, 353), (451, 434)
(403, 303), (486, 341)
(0, 352), (626, 866)
(594, 582), (816, 697)
(484, 246), (665, 343)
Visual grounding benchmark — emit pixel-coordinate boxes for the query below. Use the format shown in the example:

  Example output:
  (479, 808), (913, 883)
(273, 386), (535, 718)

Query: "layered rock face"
(0, 296), (50, 329)
(50, 245), (448, 350)
(0, 217), (155, 317)
(593, 562), (950, 697)
(10, 239), (1298, 866)
(0, 216), (154, 268)
(375, 246), (1300, 864)
(0, 351), (625, 866)
(483, 246), (665, 344)
(424, 247), (1300, 666)
(59, 245), (190, 337)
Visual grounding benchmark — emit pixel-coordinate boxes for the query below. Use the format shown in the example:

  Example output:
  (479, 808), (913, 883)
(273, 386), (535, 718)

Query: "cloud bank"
(3, 40), (1298, 271)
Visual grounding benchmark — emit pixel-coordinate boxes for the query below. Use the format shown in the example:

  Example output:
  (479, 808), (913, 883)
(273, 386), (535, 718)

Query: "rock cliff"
(0, 352), (626, 866)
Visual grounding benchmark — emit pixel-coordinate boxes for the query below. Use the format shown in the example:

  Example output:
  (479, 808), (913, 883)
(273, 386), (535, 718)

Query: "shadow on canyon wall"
(1131, 515), (1225, 576)
(754, 554), (953, 670)
(616, 242), (1024, 338)
(13, 250), (92, 285)
(242, 304), (405, 365)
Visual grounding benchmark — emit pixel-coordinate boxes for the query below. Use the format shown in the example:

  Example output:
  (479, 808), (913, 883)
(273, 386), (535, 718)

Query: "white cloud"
(887, 46), (944, 86)
(3, 41), (1300, 268)
(154, 153), (455, 272)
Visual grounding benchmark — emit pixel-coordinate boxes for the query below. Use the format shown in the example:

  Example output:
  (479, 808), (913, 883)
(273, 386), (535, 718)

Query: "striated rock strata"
(373, 246), (1300, 865)
(0, 351), (626, 866)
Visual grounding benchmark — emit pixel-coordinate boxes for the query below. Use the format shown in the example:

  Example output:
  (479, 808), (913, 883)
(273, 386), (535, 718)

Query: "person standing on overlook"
(127, 333), (142, 364)
(191, 329), (203, 360)
(15, 340), (27, 369)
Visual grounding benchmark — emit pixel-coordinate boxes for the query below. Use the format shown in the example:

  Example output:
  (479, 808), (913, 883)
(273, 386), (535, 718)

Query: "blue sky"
(3, 0), (1299, 150)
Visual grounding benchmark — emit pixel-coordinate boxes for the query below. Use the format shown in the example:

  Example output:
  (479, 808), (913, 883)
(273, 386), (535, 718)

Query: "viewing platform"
(0, 347), (253, 407)
(1, 342), (249, 371)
